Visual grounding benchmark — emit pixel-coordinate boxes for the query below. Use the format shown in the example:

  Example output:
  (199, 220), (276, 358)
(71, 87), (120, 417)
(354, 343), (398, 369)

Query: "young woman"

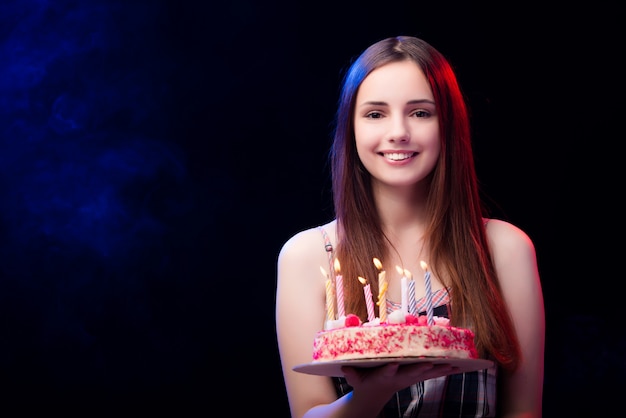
(276, 35), (544, 417)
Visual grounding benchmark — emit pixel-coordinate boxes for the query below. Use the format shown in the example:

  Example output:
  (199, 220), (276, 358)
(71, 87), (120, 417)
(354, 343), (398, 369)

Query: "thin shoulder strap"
(317, 226), (334, 271)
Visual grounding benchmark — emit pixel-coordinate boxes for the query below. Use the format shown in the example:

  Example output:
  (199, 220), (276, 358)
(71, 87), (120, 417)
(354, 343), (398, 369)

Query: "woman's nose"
(387, 117), (410, 142)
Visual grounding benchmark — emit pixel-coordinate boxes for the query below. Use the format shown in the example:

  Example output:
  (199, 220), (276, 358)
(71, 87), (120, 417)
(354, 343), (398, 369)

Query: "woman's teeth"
(384, 152), (413, 161)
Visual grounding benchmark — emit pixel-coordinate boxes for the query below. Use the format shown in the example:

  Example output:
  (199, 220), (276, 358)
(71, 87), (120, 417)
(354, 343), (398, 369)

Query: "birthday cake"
(312, 311), (478, 362)
(313, 258), (477, 363)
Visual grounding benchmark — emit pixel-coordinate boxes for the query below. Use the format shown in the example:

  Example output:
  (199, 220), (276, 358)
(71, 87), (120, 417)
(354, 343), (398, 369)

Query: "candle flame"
(357, 276), (367, 285)
(404, 268), (412, 279)
(334, 258), (341, 273)
(395, 265), (403, 275)
(373, 257), (383, 270)
(320, 266), (329, 278)
(420, 260), (429, 271)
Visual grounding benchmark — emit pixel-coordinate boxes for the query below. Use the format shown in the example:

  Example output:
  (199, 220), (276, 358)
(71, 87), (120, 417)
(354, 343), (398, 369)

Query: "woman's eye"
(365, 111), (383, 119)
(412, 110), (431, 118)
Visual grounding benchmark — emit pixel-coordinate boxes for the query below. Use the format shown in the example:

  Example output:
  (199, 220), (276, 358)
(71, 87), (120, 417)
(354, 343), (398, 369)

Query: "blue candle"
(406, 269), (417, 316)
(420, 260), (434, 325)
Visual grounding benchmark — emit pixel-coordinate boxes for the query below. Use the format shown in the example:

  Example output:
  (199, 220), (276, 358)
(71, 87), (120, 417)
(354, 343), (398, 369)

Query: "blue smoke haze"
(0, 1), (241, 401)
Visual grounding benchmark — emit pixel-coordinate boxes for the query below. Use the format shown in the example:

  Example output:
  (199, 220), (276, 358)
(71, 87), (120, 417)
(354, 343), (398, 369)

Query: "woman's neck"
(373, 183), (428, 234)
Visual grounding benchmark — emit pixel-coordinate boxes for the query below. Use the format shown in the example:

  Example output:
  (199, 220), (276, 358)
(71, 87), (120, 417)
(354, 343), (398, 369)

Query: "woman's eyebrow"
(358, 99), (435, 107)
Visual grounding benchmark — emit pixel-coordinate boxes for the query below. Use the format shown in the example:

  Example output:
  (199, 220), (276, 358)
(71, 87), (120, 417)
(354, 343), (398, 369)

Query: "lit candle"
(396, 265), (408, 315)
(334, 258), (345, 318)
(320, 266), (335, 321)
(373, 258), (387, 322)
(405, 269), (417, 316)
(378, 277), (388, 323)
(358, 276), (376, 322)
(420, 260), (434, 325)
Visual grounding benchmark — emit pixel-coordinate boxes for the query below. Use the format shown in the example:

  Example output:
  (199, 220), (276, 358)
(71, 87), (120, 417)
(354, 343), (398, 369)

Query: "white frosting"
(324, 316), (346, 330)
(387, 309), (405, 324)
(362, 318), (381, 326)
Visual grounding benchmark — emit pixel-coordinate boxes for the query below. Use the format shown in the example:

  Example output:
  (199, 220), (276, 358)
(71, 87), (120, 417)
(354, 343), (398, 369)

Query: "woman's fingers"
(342, 361), (460, 389)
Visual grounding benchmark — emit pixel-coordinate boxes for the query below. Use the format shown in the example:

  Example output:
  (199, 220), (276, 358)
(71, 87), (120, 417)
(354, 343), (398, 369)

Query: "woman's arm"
(276, 227), (356, 418)
(487, 219), (545, 417)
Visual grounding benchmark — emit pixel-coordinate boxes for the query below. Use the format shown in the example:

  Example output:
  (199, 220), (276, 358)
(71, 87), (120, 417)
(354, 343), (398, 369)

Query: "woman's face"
(353, 60), (440, 190)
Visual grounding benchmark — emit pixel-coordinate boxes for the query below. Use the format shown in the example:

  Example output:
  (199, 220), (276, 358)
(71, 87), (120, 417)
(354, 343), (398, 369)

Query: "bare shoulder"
(278, 220), (336, 266)
(484, 218), (542, 299)
(484, 218), (536, 261)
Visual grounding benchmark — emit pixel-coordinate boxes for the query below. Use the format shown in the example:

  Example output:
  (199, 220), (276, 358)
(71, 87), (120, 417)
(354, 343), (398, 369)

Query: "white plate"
(293, 357), (494, 377)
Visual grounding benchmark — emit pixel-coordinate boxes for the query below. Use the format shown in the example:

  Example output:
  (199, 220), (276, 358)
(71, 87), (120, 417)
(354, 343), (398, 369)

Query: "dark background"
(0, 1), (622, 416)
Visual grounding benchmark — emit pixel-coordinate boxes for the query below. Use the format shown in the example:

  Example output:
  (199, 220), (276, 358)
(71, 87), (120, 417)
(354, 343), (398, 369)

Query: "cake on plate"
(312, 311), (478, 363)
(310, 258), (479, 365)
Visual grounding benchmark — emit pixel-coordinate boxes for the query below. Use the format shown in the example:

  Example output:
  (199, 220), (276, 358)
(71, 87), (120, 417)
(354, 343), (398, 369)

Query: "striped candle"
(358, 276), (376, 322)
(334, 258), (345, 318)
(378, 273), (388, 323)
(325, 279), (335, 321)
(406, 269), (417, 316)
(420, 260), (434, 325)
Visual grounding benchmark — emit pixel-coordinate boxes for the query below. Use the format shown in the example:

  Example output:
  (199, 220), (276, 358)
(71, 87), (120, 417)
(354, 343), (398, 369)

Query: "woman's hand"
(342, 362), (459, 398)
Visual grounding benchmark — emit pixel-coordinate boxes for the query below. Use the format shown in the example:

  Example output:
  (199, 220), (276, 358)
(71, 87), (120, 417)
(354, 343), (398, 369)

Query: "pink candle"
(358, 276), (376, 322)
(334, 258), (345, 318)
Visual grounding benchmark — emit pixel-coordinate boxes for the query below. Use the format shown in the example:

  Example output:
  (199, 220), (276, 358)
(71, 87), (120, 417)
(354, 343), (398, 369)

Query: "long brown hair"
(330, 36), (520, 371)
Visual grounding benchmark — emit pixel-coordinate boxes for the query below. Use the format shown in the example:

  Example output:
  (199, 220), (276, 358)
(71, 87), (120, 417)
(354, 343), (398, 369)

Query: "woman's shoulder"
(484, 218), (537, 268)
(484, 218), (535, 247)
(278, 220), (337, 264)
